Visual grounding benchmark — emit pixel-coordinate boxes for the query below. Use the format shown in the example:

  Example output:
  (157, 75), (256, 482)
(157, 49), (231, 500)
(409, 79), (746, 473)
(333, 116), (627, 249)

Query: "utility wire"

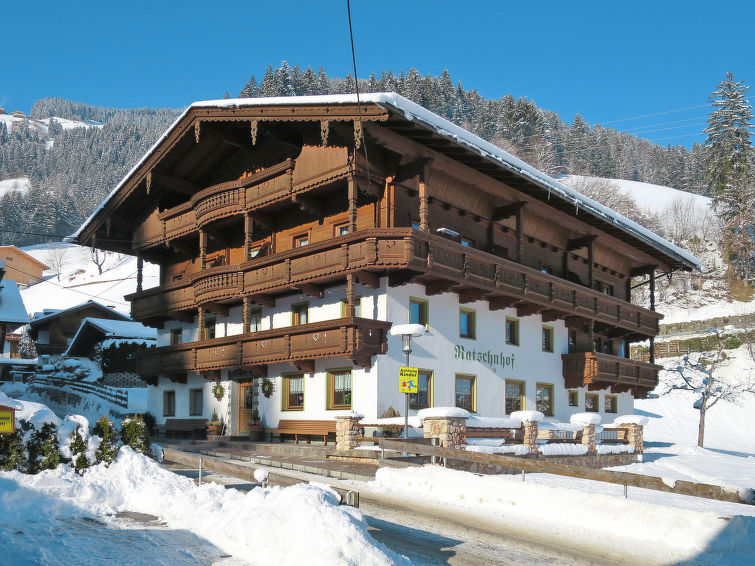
(596, 104), (709, 126)
(346, 0), (373, 193)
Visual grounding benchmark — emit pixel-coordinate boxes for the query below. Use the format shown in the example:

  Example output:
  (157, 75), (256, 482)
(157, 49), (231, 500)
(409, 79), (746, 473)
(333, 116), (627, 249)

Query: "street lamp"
(389, 323), (426, 438)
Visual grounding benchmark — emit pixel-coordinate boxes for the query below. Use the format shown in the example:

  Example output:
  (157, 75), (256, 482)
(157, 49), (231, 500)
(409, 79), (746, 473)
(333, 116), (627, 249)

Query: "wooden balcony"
(135, 317), (391, 377)
(562, 352), (661, 396)
(133, 146), (360, 250)
(128, 228), (662, 336)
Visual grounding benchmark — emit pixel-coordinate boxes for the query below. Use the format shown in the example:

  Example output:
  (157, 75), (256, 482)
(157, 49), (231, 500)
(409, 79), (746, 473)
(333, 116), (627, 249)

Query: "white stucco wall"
(145, 277), (634, 426)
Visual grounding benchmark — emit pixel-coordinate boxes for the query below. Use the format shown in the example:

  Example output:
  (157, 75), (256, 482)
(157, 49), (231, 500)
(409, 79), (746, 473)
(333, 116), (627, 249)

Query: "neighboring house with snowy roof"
(0, 261), (29, 358)
(28, 300), (131, 356)
(0, 246), (49, 288)
(73, 93), (699, 436)
(65, 317), (156, 357)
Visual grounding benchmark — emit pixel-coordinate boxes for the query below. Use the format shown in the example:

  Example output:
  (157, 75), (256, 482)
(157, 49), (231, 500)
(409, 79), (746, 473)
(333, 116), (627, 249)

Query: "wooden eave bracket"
(354, 270), (380, 288)
(487, 296), (519, 311)
(299, 284), (324, 298)
(492, 201), (526, 222)
(295, 359), (316, 374)
(292, 194), (324, 217)
(567, 234), (597, 252)
(251, 294), (275, 307)
(630, 264), (658, 277)
(204, 303), (229, 317)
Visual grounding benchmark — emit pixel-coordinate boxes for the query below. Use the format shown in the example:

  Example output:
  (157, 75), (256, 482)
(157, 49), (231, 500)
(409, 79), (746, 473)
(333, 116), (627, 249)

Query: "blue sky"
(4, 1), (753, 147)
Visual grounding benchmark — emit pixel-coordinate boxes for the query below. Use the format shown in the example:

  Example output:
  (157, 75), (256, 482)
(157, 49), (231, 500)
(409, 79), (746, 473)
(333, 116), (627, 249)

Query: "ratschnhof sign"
(0, 404), (16, 434)
(399, 367), (419, 394)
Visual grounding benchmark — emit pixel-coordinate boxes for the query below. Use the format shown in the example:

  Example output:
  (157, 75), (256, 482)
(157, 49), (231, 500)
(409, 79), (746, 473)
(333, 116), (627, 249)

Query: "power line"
(619, 115), (709, 134)
(596, 104), (709, 126)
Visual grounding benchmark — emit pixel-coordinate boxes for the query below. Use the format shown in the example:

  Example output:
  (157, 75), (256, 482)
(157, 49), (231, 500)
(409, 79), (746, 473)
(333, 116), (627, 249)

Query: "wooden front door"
(238, 381), (259, 433)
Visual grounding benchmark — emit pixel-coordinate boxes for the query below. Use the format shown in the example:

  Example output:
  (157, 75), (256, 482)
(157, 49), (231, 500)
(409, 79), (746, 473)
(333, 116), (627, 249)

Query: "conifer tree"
(120, 415), (151, 455)
(0, 430), (25, 471)
(26, 423), (60, 473)
(704, 72), (754, 214)
(94, 416), (119, 465)
(70, 425), (90, 473)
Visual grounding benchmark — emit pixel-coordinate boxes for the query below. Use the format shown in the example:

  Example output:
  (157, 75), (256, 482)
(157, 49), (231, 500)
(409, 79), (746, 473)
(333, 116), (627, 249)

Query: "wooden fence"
(378, 438), (754, 506)
(27, 375), (129, 408)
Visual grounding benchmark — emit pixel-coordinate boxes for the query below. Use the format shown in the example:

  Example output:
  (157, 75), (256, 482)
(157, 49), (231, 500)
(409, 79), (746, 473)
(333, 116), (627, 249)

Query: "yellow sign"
(0, 405), (16, 434)
(399, 367), (419, 394)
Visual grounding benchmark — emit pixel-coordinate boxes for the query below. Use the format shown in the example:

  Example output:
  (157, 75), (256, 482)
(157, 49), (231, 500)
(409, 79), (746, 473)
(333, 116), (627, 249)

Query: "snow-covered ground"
(19, 243), (158, 316)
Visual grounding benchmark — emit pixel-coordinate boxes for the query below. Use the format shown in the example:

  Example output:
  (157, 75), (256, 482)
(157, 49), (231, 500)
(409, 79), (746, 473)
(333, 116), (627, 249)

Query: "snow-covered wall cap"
(613, 415), (649, 426)
(71, 92), (700, 270)
(335, 412), (364, 419)
(510, 410), (544, 423)
(417, 407), (470, 420)
(570, 413), (602, 426)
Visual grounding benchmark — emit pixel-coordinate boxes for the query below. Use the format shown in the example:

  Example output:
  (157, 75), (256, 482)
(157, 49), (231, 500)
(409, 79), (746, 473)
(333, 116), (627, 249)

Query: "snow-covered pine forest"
(0, 64), (713, 248)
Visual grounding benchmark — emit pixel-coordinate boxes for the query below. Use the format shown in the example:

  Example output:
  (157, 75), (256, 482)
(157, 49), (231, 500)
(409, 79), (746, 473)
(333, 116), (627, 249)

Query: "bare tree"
(44, 246), (67, 281)
(663, 331), (755, 447)
(90, 247), (109, 275)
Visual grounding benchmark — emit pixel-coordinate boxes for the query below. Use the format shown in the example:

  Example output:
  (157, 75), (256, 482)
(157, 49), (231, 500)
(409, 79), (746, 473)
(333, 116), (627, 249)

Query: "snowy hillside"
(0, 112), (101, 136)
(563, 175), (755, 324)
(19, 243), (157, 317)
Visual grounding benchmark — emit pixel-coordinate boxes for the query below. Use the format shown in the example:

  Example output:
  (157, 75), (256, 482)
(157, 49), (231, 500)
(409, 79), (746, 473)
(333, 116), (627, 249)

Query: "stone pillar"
(622, 423), (644, 453)
(522, 420), (539, 454)
(423, 416), (467, 449)
(581, 424), (597, 454)
(335, 414), (363, 452)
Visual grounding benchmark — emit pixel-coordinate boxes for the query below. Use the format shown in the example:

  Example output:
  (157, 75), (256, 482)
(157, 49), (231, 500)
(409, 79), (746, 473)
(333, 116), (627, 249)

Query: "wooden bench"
(266, 419), (337, 445)
(155, 418), (208, 439)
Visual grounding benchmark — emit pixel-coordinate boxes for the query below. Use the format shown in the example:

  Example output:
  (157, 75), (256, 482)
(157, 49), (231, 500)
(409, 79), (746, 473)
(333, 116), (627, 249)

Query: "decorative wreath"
(212, 383), (225, 401)
(261, 378), (274, 399)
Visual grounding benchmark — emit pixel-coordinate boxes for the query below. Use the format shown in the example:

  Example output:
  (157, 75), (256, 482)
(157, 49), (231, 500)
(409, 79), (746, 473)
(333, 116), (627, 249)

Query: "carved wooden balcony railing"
(127, 228), (663, 336)
(133, 146), (365, 251)
(561, 352), (661, 395)
(135, 317), (391, 377)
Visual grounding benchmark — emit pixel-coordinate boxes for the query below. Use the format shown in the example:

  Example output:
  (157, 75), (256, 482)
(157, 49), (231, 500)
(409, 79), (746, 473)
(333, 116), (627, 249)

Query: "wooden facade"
(74, 94), (698, 401)
(0, 246), (49, 287)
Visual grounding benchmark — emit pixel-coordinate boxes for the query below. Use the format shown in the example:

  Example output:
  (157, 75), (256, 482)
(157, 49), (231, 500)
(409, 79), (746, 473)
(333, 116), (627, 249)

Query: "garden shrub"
(70, 425), (90, 473)
(0, 430), (26, 471)
(94, 416), (119, 465)
(120, 414), (151, 455)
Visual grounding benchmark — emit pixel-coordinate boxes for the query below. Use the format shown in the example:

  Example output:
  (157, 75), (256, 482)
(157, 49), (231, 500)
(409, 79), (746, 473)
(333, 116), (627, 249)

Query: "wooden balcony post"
(419, 177), (429, 232)
(199, 229), (207, 269)
(244, 213), (253, 260)
(243, 296), (251, 333)
(649, 269), (656, 311)
(198, 307), (205, 341)
(587, 239), (594, 287)
(136, 256), (143, 293)
(348, 175), (357, 232)
(345, 273), (356, 317)
(515, 206), (523, 262)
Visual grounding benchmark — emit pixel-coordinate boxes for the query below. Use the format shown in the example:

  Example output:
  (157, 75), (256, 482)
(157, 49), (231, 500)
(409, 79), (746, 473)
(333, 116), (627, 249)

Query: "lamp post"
(389, 323), (426, 439)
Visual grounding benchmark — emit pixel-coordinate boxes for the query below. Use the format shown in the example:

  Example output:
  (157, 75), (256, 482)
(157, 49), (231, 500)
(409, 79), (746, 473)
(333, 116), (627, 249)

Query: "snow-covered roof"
(28, 300), (130, 327)
(0, 280), (29, 325)
(64, 317), (156, 357)
(72, 93), (700, 270)
(0, 245), (50, 270)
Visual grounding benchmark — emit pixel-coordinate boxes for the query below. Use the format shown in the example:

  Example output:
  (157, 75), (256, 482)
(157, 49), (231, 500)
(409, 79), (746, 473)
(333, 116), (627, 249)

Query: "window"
(410, 370), (433, 410)
(284, 374), (305, 411)
(293, 233), (310, 248)
(542, 326), (554, 352)
(585, 393), (599, 412)
(536, 383), (554, 416)
(605, 395), (618, 414)
(459, 308), (476, 339)
(249, 309), (262, 332)
(292, 302), (309, 326)
(341, 297), (362, 318)
(409, 297), (428, 327)
(505, 318), (519, 346)
(568, 390), (579, 407)
(455, 374), (476, 412)
(249, 246), (262, 259)
(189, 388), (203, 416)
(170, 328), (183, 345)
(505, 380), (525, 414)
(163, 391), (176, 417)
(568, 330), (577, 351)
(334, 222), (350, 236)
(327, 370), (352, 409)
(460, 237), (474, 248)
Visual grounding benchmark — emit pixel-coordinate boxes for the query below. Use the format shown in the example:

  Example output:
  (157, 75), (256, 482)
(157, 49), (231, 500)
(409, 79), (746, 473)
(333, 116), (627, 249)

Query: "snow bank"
(466, 438), (506, 447)
(417, 407), (469, 419)
(370, 465), (755, 564)
(510, 410), (543, 423)
(570, 413), (602, 426)
(597, 444), (635, 455)
(467, 415), (521, 428)
(1, 448), (407, 566)
(538, 443), (588, 456)
(613, 415), (649, 426)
